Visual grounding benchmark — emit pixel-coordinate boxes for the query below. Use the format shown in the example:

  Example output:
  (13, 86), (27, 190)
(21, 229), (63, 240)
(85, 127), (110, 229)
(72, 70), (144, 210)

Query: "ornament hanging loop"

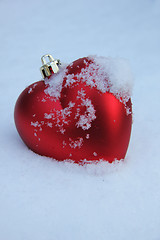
(40, 54), (61, 79)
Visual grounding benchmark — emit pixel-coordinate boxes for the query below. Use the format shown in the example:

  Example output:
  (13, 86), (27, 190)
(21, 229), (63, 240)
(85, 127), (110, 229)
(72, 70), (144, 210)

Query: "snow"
(91, 55), (134, 100)
(44, 64), (67, 99)
(75, 91), (96, 130)
(44, 102), (75, 134)
(64, 55), (133, 102)
(44, 55), (133, 133)
(0, 0), (160, 240)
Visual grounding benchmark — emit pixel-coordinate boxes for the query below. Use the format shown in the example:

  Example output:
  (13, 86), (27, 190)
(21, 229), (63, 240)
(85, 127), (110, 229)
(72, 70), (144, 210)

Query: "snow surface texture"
(47, 55), (133, 102)
(44, 55), (133, 138)
(0, 0), (160, 240)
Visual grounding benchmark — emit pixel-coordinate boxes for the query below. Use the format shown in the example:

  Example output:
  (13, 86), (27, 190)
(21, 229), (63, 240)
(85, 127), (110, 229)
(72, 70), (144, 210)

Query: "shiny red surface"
(14, 57), (132, 164)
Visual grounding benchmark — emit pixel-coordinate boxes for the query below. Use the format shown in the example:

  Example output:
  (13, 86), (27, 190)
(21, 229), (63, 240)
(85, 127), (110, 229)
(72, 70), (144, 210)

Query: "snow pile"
(44, 63), (67, 99)
(65, 55), (134, 103)
(90, 56), (134, 102)
(43, 55), (133, 133)
(45, 55), (133, 104)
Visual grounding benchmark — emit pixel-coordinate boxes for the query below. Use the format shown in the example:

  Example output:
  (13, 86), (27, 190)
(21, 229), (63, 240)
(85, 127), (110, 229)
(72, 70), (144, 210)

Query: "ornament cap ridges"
(40, 54), (60, 79)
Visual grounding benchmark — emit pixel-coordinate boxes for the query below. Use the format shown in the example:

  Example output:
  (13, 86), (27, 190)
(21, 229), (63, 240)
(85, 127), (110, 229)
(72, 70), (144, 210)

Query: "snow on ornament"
(14, 54), (133, 164)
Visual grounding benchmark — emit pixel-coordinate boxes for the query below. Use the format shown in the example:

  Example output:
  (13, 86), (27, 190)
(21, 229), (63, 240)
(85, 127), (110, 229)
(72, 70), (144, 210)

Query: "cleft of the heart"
(14, 56), (133, 164)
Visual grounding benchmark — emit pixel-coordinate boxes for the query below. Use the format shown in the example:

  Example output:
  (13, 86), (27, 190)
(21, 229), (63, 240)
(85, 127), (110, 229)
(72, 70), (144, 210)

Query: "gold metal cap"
(40, 54), (61, 79)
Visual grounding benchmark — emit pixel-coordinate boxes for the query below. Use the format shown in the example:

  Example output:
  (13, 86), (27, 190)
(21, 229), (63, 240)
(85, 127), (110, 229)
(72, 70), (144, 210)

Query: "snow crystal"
(75, 97), (96, 130)
(31, 120), (44, 133)
(41, 98), (46, 102)
(28, 87), (33, 94)
(93, 152), (98, 156)
(62, 140), (67, 148)
(86, 134), (90, 139)
(69, 137), (83, 149)
(72, 89), (96, 130)
(126, 105), (132, 115)
(28, 83), (38, 94)
(46, 122), (53, 128)
(44, 101), (75, 134)
(31, 121), (40, 127)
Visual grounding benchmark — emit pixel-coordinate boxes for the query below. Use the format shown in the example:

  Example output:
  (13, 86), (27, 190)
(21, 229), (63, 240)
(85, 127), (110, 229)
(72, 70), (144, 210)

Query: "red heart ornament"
(14, 55), (132, 164)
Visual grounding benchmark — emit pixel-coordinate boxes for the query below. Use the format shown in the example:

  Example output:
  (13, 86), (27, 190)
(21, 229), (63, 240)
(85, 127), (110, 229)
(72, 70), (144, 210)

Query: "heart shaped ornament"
(14, 54), (133, 164)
